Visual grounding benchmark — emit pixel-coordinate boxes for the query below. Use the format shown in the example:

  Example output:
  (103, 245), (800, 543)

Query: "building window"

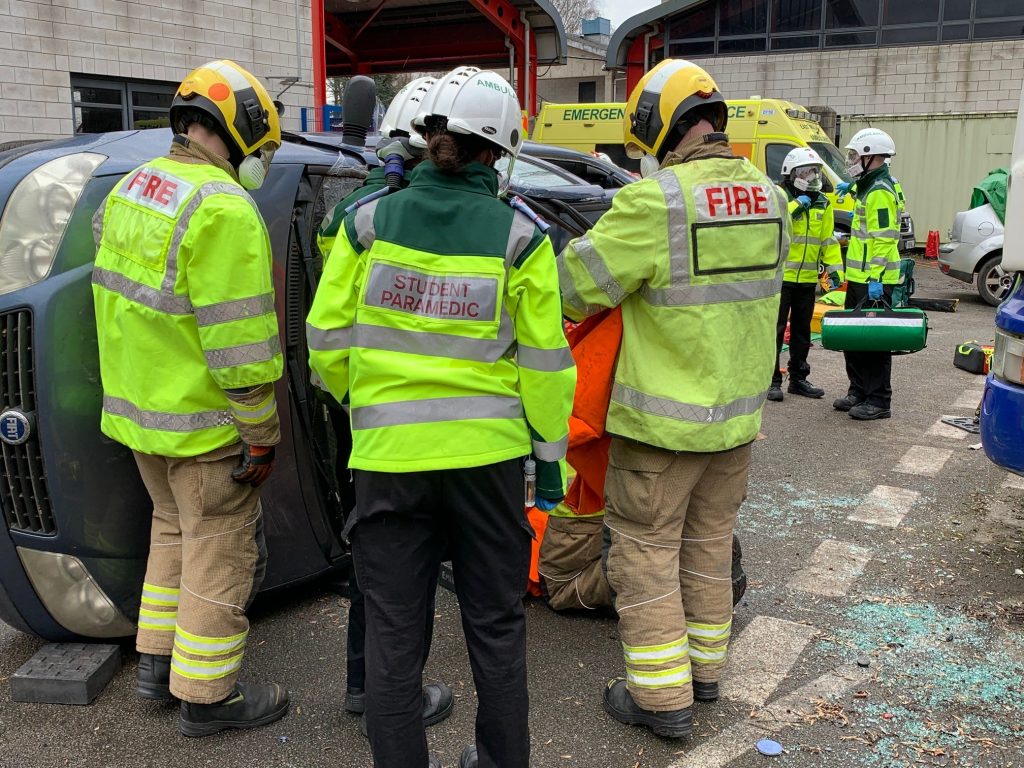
(578, 80), (597, 102)
(659, 0), (1024, 58)
(772, 0), (822, 33)
(71, 76), (177, 133)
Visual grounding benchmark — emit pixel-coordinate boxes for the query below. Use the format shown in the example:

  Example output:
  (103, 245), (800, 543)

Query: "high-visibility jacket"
(891, 175), (907, 214)
(317, 166), (390, 259)
(846, 165), (901, 285)
(558, 143), (787, 453)
(92, 156), (283, 457)
(306, 161), (576, 496)
(786, 192), (843, 284)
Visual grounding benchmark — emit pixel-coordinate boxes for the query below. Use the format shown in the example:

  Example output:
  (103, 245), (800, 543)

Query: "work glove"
(868, 281), (884, 301)
(535, 497), (560, 512)
(796, 195), (812, 209)
(836, 181), (853, 195)
(829, 274), (843, 290)
(231, 444), (276, 488)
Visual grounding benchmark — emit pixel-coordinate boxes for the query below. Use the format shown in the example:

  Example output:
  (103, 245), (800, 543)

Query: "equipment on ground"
(954, 341), (995, 375)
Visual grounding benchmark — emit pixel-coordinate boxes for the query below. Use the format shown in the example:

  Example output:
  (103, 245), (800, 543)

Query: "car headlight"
(0, 152), (106, 296)
(992, 328), (1024, 386)
(17, 548), (136, 637)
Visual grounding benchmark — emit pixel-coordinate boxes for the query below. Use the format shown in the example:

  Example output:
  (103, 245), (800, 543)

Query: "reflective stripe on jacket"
(92, 156), (282, 457)
(785, 193), (843, 284)
(846, 165), (900, 285)
(306, 161), (575, 491)
(557, 147), (786, 453)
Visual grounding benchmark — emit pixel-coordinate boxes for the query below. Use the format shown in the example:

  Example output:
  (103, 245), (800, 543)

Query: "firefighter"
(833, 128), (901, 420)
(557, 59), (786, 739)
(307, 67), (575, 768)
(768, 147), (844, 402)
(92, 60), (288, 736)
(315, 75), (455, 731)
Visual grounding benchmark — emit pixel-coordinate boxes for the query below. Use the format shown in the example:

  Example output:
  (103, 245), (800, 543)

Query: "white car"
(938, 203), (1012, 306)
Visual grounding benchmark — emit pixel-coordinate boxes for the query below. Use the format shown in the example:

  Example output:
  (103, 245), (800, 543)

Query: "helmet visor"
(793, 165), (822, 183)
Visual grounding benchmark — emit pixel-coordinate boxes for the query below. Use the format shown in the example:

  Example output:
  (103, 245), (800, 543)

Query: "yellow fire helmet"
(624, 59), (727, 160)
(170, 60), (282, 166)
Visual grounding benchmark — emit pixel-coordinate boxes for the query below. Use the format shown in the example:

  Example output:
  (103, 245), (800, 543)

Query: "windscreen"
(810, 141), (853, 183)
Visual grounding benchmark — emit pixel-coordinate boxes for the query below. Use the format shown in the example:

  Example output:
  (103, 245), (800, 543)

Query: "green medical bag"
(821, 297), (928, 353)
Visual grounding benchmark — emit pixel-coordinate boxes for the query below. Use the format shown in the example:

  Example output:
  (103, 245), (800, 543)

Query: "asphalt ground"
(1, 260), (1022, 768)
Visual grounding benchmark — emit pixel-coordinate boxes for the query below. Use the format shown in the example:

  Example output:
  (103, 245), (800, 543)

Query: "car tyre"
(977, 252), (1012, 307)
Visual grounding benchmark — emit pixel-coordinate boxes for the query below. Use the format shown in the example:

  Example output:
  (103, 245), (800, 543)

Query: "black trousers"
(345, 557), (436, 692)
(844, 281), (894, 408)
(351, 458), (532, 768)
(773, 281), (817, 386)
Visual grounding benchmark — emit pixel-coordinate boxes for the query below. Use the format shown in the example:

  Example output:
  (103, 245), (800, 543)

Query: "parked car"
(938, 203), (1012, 306)
(519, 141), (636, 189)
(980, 83), (1024, 475)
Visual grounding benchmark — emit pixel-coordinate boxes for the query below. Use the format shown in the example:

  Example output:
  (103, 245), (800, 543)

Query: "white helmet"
(781, 147), (823, 179)
(414, 68), (523, 157)
(411, 66), (479, 134)
(845, 128), (896, 158)
(380, 76), (437, 141)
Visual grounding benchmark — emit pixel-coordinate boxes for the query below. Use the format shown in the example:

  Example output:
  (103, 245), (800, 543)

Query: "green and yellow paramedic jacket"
(92, 156), (283, 458)
(846, 164), (900, 285)
(317, 166), (390, 259)
(786, 191), (843, 284)
(306, 161), (576, 497)
(557, 135), (787, 453)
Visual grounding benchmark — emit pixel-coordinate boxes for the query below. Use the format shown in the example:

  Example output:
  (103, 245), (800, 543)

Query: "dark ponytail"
(427, 131), (494, 173)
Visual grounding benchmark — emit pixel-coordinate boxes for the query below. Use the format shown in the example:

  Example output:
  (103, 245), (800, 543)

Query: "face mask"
(639, 153), (660, 178)
(793, 176), (822, 193)
(792, 166), (822, 192)
(238, 149), (273, 190)
(846, 161), (864, 179)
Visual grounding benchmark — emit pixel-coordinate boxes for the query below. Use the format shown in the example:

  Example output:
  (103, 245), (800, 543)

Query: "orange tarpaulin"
(526, 308), (622, 596)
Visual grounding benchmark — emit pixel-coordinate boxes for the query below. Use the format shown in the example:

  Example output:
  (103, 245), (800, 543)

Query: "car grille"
(0, 310), (55, 535)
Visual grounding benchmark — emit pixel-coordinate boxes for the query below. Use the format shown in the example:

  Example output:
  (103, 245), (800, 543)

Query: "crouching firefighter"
(91, 60), (288, 736)
(768, 147), (843, 402)
(558, 59), (786, 739)
(315, 75), (456, 734)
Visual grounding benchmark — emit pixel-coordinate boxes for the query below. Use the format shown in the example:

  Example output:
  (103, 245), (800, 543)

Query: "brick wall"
(0, 0), (314, 142)
(693, 39), (1024, 116)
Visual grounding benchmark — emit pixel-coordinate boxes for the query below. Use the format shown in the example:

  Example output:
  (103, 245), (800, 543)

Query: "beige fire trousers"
(133, 443), (266, 703)
(604, 438), (751, 711)
(538, 514), (612, 612)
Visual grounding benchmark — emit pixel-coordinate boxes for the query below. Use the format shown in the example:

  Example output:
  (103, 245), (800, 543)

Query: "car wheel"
(977, 252), (1012, 307)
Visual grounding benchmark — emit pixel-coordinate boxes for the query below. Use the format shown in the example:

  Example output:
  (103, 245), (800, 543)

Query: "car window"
(541, 156), (630, 190)
(497, 155), (578, 189)
(764, 143), (796, 183)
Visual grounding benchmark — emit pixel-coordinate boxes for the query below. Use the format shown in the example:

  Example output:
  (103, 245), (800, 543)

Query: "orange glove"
(231, 444), (276, 488)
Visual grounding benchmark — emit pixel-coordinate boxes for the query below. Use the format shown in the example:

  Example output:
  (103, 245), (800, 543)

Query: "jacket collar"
(408, 160), (499, 197)
(661, 132), (735, 167)
(855, 164), (891, 199)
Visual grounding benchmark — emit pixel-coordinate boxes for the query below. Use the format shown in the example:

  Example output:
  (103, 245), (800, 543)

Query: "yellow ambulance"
(532, 98), (855, 226)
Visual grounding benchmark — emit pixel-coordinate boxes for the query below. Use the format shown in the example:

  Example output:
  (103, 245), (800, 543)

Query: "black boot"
(360, 682), (455, 736)
(833, 395), (863, 412)
(136, 653), (172, 701)
(602, 679), (692, 739)
(344, 686), (365, 714)
(693, 681), (719, 702)
(767, 384), (783, 402)
(179, 682), (290, 738)
(849, 403), (892, 421)
(459, 745), (478, 768)
(788, 379), (824, 398)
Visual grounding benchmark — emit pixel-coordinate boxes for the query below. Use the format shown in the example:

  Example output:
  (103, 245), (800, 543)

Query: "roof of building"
(606, 0), (705, 69)
(324, 0), (567, 74)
